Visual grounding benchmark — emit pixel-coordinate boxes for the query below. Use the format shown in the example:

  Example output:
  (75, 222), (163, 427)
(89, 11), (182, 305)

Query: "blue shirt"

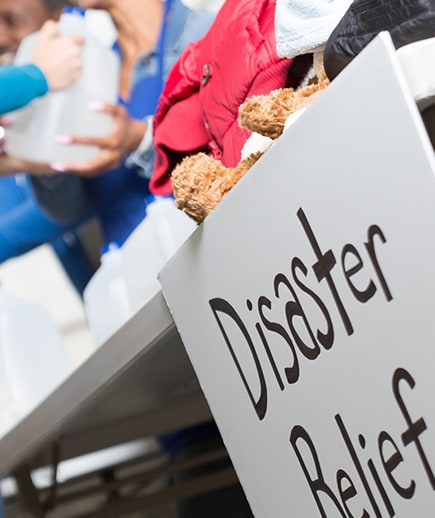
(88, 0), (214, 245)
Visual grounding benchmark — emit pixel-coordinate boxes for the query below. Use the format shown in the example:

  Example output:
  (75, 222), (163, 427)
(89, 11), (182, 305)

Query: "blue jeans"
(0, 175), (95, 295)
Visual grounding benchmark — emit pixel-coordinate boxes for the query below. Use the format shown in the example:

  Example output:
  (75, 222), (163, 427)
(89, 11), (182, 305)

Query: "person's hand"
(50, 102), (147, 177)
(0, 125), (21, 175)
(0, 153), (26, 176)
(0, 121), (55, 175)
(30, 20), (84, 91)
(0, 152), (54, 177)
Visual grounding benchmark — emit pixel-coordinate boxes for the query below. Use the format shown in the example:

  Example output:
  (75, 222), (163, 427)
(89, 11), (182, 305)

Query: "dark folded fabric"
(30, 174), (94, 225)
(324, 0), (435, 80)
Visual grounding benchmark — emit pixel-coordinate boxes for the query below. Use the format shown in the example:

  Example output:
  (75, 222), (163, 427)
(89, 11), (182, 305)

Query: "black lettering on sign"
(289, 368), (431, 517)
(209, 208), (393, 420)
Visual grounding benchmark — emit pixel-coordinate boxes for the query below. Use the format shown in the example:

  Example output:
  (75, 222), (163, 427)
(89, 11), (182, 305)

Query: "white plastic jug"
(122, 202), (163, 316)
(123, 194), (196, 314)
(4, 7), (120, 163)
(0, 287), (72, 426)
(0, 345), (19, 438)
(83, 242), (132, 348)
(145, 194), (197, 258)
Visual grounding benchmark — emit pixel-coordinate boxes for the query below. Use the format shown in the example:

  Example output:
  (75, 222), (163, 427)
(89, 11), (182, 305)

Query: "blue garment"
(0, 175), (68, 260)
(88, 0), (214, 245)
(0, 175), (94, 294)
(0, 63), (48, 114)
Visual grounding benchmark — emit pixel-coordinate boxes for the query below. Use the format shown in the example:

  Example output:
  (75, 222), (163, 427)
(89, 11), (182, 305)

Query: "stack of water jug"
(83, 194), (197, 347)
(0, 8), (119, 436)
(0, 286), (73, 438)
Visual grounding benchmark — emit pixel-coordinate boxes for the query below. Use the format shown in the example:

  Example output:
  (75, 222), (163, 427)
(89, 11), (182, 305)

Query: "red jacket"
(150, 0), (307, 195)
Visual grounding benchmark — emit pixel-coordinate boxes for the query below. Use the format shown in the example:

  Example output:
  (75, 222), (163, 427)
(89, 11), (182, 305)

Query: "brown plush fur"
(238, 77), (329, 139)
(173, 151), (262, 224)
(171, 53), (330, 224)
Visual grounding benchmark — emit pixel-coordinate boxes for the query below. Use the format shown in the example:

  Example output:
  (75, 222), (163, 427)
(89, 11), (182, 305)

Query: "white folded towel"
(275, 0), (353, 58)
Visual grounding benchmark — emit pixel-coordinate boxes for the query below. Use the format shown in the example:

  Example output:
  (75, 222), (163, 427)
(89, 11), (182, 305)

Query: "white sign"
(160, 34), (435, 516)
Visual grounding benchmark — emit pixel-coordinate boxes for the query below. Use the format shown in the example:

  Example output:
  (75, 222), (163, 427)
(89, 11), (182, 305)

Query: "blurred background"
(0, 9), (117, 369)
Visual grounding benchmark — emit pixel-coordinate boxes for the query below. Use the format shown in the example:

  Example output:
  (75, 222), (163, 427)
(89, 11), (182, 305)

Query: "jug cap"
(100, 241), (122, 256)
(145, 193), (175, 207)
(63, 6), (86, 16)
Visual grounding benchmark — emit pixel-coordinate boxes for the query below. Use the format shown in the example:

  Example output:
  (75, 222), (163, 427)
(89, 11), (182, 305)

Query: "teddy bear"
(171, 51), (330, 224)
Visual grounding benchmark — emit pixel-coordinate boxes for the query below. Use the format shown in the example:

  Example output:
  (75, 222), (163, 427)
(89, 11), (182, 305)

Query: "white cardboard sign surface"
(160, 34), (435, 516)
